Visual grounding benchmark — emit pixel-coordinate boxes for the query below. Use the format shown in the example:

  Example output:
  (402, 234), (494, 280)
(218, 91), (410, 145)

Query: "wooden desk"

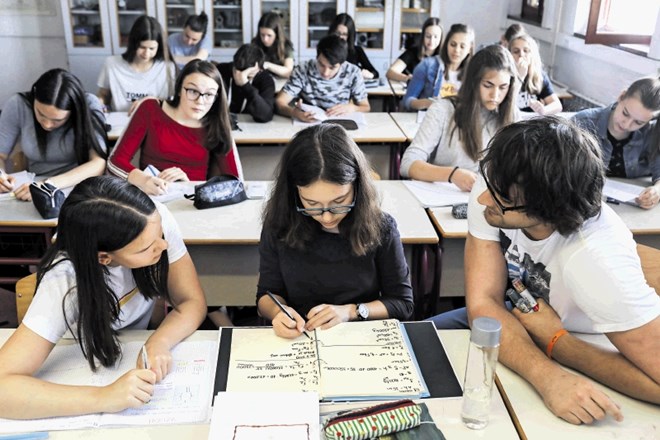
(0, 199), (56, 284)
(170, 180), (440, 318)
(232, 113), (407, 180)
(496, 333), (660, 439)
(0, 329), (519, 439)
(367, 80), (406, 112)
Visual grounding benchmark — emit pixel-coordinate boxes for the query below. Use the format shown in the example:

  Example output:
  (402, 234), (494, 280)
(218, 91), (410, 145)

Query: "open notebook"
(220, 320), (430, 401)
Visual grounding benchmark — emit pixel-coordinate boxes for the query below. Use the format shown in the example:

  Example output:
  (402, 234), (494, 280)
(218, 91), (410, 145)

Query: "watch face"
(357, 303), (369, 320)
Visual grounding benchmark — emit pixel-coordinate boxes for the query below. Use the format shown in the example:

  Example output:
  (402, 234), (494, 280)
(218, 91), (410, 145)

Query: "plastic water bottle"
(461, 317), (501, 430)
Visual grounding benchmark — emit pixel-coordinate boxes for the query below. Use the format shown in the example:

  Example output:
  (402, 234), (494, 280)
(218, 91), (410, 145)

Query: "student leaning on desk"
(275, 35), (370, 123)
(0, 68), (107, 201)
(0, 176), (207, 419)
(430, 116), (660, 424)
(256, 124), (414, 339)
(573, 76), (660, 209)
(107, 60), (243, 196)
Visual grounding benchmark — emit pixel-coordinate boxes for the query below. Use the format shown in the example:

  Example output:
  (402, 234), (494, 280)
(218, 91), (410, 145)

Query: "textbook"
(0, 340), (217, 434)
(217, 320), (430, 401)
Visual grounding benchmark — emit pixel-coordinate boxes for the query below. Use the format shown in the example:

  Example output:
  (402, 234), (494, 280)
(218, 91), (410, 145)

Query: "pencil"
(141, 345), (150, 370)
(266, 292), (313, 340)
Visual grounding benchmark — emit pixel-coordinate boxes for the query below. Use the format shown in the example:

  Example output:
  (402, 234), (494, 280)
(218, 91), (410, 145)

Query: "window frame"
(585, 0), (653, 45)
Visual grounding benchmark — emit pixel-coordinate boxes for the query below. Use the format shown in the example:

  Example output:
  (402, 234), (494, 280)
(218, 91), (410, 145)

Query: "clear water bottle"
(461, 317), (501, 430)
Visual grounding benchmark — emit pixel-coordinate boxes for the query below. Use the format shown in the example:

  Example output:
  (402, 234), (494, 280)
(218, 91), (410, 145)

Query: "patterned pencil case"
(323, 399), (422, 440)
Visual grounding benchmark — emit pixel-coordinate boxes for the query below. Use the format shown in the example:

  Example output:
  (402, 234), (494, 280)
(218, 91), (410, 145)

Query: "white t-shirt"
(468, 177), (660, 334)
(97, 55), (175, 112)
(23, 202), (187, 344)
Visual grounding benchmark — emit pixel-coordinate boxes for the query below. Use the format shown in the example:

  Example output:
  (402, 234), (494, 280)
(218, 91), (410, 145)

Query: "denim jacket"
(573, 104), (660, 182)
(402, 56), (444, 111)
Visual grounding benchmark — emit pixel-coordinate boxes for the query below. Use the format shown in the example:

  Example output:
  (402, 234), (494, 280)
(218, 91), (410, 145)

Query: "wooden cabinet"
(299, 0), (346, 61)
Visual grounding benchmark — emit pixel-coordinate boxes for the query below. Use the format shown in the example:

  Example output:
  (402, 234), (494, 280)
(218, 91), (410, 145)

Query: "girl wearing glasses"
(328, 13), (379, 80)
(256, 124), (413, 339)
(97, 16), (176, 112)
(108, 60), (242, 195)
(252, 12), (295, 79)
(0, 176), (207, 419)
(400, 45), (519, 191)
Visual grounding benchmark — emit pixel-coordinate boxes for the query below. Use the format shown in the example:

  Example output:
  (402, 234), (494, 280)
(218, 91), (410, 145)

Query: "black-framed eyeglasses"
(183, 87), (217, 103)
(296, 201), (355, 217)
(480, 164), (526, 213)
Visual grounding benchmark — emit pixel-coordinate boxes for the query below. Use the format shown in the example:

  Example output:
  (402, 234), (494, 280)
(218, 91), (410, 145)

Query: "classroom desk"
(0, 198), (56, 284)
(367, 80), (407, 112)
(390, 111), (420, 141)
(169, 180), (440, 319)
(496, 333), (660, 439)
(0, 328), (519, 439)
(232, 113), (407, 180)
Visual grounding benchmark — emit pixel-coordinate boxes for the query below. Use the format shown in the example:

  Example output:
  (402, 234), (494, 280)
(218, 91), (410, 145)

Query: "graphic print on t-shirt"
(499, 231), (551, 302)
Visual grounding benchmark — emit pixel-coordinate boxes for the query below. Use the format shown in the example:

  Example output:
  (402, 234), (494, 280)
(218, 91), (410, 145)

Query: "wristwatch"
(356, 303), (369, 321)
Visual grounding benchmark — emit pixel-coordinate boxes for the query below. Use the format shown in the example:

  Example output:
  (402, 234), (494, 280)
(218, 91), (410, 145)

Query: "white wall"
(0, 2), (68, 109)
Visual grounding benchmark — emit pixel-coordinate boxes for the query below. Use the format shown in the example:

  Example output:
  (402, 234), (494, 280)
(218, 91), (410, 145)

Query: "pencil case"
(323, 399), (422, 440)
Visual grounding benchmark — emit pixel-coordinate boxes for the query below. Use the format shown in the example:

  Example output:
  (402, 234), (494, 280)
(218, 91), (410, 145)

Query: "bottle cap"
(471, 317), (501, 347)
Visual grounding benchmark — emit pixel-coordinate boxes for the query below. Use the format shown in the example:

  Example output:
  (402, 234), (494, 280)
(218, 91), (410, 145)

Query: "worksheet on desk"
(0, 340), (217, 433)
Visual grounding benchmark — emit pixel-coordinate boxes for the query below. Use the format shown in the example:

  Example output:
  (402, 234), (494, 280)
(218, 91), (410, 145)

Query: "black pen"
(266, 291), (312, 340)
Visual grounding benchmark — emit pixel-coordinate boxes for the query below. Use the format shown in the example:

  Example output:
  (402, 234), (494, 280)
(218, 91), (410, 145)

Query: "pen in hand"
(266, 291), (313, 340)
(141, 345), (150, 370)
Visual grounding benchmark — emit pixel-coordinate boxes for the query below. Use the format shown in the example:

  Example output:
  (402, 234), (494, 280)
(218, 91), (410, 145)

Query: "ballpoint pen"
(266, 291), (313, 340)
(141, 345), (150, 370)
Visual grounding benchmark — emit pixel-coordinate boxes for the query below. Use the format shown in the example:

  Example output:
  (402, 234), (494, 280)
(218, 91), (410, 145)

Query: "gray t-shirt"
(168, 32), (212, 68)
(97, 55), (175, 112)
(0, 93), (106, 177)
(281, 60), (367, 110)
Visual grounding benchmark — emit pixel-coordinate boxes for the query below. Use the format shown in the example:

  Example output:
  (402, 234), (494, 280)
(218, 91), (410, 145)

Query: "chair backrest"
(15, 273), (37, 325)
(637, 244), (660, 295)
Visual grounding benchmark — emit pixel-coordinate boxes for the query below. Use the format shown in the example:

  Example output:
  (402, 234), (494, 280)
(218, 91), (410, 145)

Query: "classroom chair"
(637, 244), (660, 294)
(15, 273), (36, 325)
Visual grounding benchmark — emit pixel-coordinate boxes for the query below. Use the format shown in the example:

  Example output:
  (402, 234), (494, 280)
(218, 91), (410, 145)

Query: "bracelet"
(448, 166), (459, 184)
(546, 328), (568, 359)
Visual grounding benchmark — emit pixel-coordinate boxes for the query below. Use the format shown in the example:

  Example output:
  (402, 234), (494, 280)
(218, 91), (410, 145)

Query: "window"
(585, 0), (660, 45)
(521, 0), (544, 25)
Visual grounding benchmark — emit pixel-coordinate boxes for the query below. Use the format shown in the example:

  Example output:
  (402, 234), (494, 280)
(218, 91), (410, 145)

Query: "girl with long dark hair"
(386, 17), (442, 83)
(0, 68), (107, 201)
(252, 12), (295, 79)
(108, 60), (242, 195)
(328, 13), (379, 79)
(257, 124), (413, 339)
(0, 176), (207, 419)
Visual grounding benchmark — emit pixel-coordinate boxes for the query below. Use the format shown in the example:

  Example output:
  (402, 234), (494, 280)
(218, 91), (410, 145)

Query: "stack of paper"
(603, 179), (643, 207)
(403, 180), (469, 207)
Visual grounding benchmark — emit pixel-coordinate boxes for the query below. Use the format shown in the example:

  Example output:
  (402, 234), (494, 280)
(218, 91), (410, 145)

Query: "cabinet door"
(346, 0), (394, 72)
(253, 0), (298, 62)
(107, 0), (158, 54)
(210, 0), (252, 59)
(391, 0), (439, 60)
(61, 0), (112, 55)
(298, 0), (346, 61)
(156, 0), (204, 37)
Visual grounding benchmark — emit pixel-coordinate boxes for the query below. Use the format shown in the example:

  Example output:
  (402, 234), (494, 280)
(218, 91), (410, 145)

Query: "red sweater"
(108, 99), (240, 180)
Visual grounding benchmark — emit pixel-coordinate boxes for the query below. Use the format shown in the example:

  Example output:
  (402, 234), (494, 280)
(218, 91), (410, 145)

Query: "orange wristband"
(546, 328), (568, 359)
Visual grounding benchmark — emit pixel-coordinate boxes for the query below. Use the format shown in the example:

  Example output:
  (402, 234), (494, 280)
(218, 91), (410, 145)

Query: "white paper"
(209, 392), (320, 440)
(403, 180), (469, 207)
(246, 181), (269, 199)
(0, 340), (217, 433)
(293, 103), (367, 127)
(416, 110), (427, 123)
(106, 112), (130, 128)
(0, 170), (35, 200)
(603, 179), (643, 207)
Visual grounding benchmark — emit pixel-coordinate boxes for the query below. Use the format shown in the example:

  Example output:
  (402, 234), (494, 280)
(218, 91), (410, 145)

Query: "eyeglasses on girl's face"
(183, 87), (217, 103)
(296, 201), (355, 217)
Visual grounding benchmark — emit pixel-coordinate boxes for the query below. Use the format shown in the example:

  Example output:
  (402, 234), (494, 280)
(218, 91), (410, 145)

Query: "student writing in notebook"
(97, 15), (176, 112)
(400, 45), (519, 191)
(0, 69), (107, 201)
(0, 176), (207, 419)
(256, 124), (413, 339)
(386, 17), (442, 83)
(573, 76), (660, 208)
(107, 60), (243, 195)
(276, 35), (370, 122)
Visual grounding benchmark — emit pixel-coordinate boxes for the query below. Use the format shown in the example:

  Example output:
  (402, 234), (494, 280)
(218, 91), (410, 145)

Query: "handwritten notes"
(226, 320), (428, 401)
(0, 340), (217, 433)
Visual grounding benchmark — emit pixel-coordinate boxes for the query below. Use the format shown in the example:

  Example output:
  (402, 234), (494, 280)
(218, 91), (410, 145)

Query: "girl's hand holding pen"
(142, 175), (169, 196)
(272, 306), (308, 339)
(102, 369), (156, 412)
(138, 344), (172, 382)
(0, 170), (15, 192)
